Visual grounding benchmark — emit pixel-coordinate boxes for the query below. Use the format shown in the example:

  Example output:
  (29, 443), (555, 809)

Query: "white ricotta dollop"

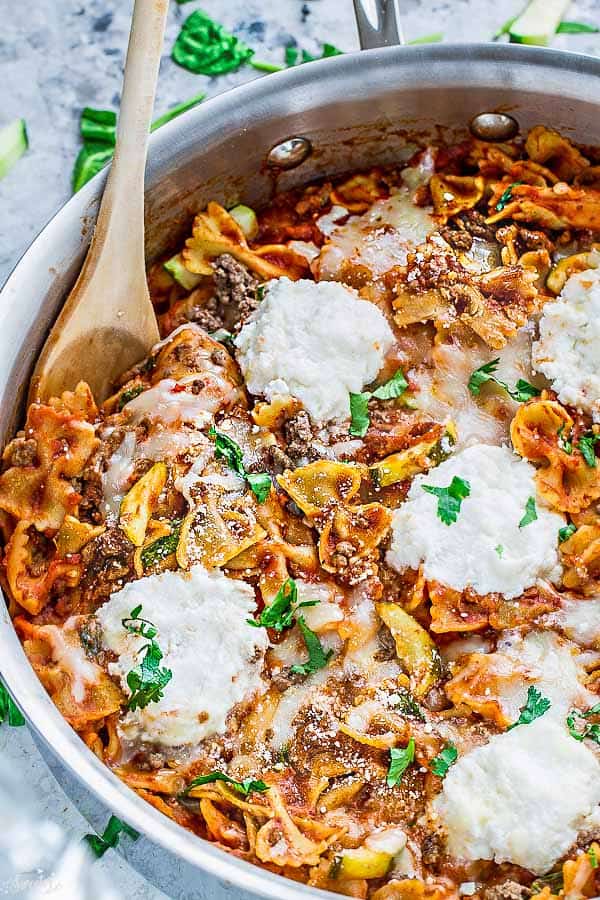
(532, 259), (600, 420)
(96, 566), (268, 747)
(235, 277), (394, 421)
(432, 717), (600, 873)
(387, 444), (564, 599)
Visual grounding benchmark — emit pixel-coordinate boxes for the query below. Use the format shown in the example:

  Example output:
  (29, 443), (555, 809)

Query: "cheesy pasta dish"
(3, 123), (600, 899)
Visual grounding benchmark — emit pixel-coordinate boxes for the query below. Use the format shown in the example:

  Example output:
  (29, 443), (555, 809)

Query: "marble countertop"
(2, 1), (600, 898)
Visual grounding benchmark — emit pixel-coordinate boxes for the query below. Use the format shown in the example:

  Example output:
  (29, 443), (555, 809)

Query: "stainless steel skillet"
(1, 1), (600, 896)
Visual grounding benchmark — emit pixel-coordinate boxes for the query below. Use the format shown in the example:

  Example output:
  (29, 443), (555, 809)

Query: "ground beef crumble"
(213, 253), (260, 330)
(80, 527), (135, 605)
(483, 881), (531, 900)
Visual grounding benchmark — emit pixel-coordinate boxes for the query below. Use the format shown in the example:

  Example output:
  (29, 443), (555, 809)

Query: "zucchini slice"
(508, 0), (570, 45)
(0, 118), (28, 180)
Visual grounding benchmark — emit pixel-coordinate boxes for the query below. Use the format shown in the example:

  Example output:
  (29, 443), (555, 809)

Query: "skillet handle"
(352, 0), (405, 49)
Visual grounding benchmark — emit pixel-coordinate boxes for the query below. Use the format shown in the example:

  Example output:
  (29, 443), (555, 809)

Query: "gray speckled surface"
(2, 1), (600, 898)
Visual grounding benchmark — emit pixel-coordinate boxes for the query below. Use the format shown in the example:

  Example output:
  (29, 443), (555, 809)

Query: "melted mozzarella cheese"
(96, 567), (268, 747)
(547, 597), (600, 648)
(533, 257), (600, 420)
(235, 277), (394, 421)
(315, 189), (433, 281)
(489, 631), (593, 722)
(433, 717), (600, 873)
(387, 444), (564, 599)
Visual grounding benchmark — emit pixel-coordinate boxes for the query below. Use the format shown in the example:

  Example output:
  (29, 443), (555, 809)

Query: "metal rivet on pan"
(267, 137), (312, 169)
(469, 112), (520, 142)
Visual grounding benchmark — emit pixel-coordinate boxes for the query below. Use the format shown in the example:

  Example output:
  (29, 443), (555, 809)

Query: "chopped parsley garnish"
(290, 615), (334, 676)
(566, 703), (600, 744)
(140, 520), (182, 569)
(172, 10), (254, 75)
(422, 476), (471, 526)
(182, 771), (269, 796)
(394, 687), (425, 721)
(118, 384), (144, 411)
(209, 426), (272, 503)
(530, 872), (563, 896)
(495, 544), (504, 558)
(589, 845), (599, 868)
(468, 358), (540, 403)
(578, 432), (600, 467)
(557, 424), (573, 454)
(430, 742), (458, 777)
(209, 328), (234, 346)
(558, 523), (576, 543)
(247, 578), (318, 632)
(495, 181), (524, 212)
(507, 685), (551, 730)
(0, 679), (25, 727)
(519, 496), (538, 529)
(83, 815), (139, 859)
(386, 738), (415, 788)
(349, 368), (409, 437)
(122, 605), (173, 711)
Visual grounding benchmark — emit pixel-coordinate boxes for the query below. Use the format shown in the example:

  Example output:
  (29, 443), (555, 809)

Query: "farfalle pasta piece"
(428, 581), (489, 634)
(511, 400), (600, 513)
(177, 483), (266, 569)
(429, 174), (485, 220)
(372, 877), (457, 900)
(151, 323), (242, 388)
(525, 125), (590, 182)
(119, 462), (168, 547)
(277, 461), (365, 517)
(254, 786), (340, 868)
(487, 182), (600, 230)
(445, 650), (521, 728)
(319, 503), (391, 573)
(5, 521), (81, 615)
(0, 394), (99, 532)
(560, 524), (600, 593)
(16, 616), (123, 729)
(330, 169), (390, 213)
(182, 201), (308, 280)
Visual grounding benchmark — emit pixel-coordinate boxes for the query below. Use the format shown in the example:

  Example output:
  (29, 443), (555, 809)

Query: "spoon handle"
(352, 0), (405, 49)
(94, 0), (169, 272)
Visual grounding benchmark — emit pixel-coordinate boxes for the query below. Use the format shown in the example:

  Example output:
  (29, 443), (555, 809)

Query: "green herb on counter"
(83, 815), (139, 859)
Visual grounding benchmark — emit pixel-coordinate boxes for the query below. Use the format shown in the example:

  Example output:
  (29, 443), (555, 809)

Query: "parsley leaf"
(118, 384), (144, 411)
(122, 606), (172, 711)
(386, 738), (415, 788)
(430, 742), (458, 777)
(140, 520), (182, 569)
(285, 43), (344, 67)
(495, 181), (524, 212)
(559, 523), (577, 543)
(182, 771), (269, 796)
(557, 424), (573, 454)
(495, 544), (504, 558)
(349, 368), (408, 437)
(530, 873), (563, 896)
(507, 685), (551, 730)
(209, 426), (271, 503)
(422, 476), (471, 526)
(578, 432), (600, 468)
(172, 10), (254, 75)
(589, 845), (599, 868)
(247, 578), (318, 632)
(290, 615), (333, 676)
(83, 815), (139, 859)
(468, 358), (540, 403)
(519, 496), (538, 529)
(0, 679), (25, 727)
(394, 687), (425, 721)
(566, 703), (600, 744)
(349, 393), (371, 437)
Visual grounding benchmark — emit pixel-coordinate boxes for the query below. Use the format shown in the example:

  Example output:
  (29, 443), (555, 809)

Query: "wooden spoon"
(29, 0), (168, 405)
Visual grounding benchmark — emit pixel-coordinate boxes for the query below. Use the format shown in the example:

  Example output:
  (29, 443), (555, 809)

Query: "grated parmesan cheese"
(235, 277), (394, 421)
(96, 566), (268, 747)
(387, 444), (564, 599)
